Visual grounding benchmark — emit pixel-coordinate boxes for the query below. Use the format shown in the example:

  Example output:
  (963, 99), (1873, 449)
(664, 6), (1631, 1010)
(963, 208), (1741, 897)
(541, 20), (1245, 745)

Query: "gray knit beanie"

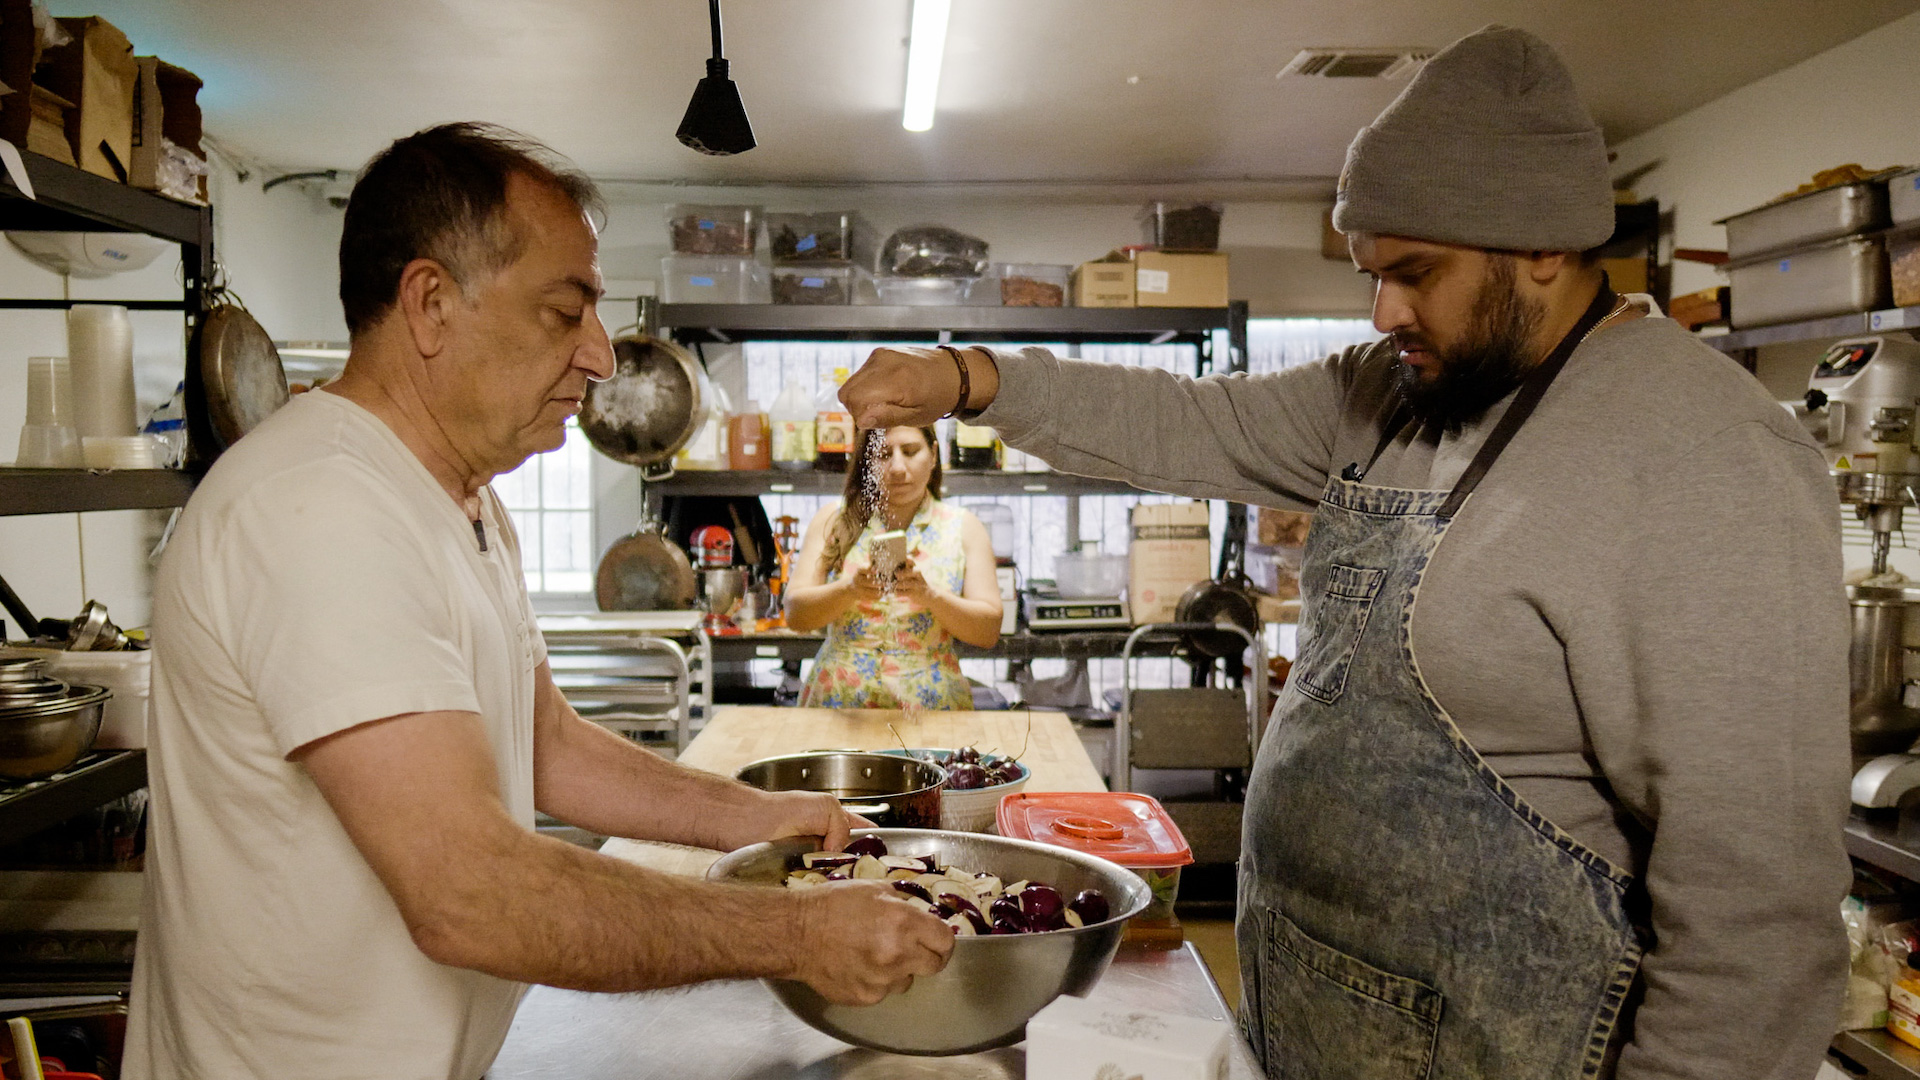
(1331, 26), (1613, 252)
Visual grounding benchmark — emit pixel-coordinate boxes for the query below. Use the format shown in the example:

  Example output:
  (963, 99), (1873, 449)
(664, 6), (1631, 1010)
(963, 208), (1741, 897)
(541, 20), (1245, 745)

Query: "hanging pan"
(579, 297), (707, 481)
(196, 302), (291, 450)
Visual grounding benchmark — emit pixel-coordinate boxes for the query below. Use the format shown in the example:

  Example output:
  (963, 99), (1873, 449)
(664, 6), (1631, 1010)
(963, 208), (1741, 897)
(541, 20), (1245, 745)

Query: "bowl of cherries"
(880, 746), (1029, 831)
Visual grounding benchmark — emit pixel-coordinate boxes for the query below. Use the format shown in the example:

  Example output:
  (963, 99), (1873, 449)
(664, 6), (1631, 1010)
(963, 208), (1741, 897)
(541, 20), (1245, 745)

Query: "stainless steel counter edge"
(492, 942), (1267, 1079)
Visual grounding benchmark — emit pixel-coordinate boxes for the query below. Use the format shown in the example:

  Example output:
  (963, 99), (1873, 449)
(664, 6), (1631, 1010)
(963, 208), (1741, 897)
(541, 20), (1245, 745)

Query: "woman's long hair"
(821, 426), (943, 576)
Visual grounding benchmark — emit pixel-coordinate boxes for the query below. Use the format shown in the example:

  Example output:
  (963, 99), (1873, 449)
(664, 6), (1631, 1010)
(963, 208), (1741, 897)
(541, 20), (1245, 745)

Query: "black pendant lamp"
(676, 0), (756, 155)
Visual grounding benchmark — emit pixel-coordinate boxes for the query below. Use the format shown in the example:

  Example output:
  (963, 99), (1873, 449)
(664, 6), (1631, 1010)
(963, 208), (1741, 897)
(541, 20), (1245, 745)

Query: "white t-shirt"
(125, 390), (546, 1080)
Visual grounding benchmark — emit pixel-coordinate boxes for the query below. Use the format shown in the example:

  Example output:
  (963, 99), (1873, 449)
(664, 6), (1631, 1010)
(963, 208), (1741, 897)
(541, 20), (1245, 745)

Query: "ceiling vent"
(1278, 48), (1433, 80)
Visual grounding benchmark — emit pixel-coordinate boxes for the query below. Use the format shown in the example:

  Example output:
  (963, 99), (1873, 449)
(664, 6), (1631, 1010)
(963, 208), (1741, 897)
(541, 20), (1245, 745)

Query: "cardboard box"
(26, 85), (75, 166)
(1074, 259), (1135, 307)
(132, 56), (206, 201)
(41, 16), (136, 181)
(1599, 255), (1649, 295)
(1129, 501), (1211, 625)
(1134, 251), (1229, 308)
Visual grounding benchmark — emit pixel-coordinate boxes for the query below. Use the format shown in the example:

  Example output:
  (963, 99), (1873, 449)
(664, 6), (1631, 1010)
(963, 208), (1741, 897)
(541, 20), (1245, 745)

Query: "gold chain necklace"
(1579, 295), (1635, 347)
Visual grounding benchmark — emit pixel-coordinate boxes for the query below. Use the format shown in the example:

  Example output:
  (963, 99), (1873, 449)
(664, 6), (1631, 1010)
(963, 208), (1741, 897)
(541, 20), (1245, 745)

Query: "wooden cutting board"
(601, 707), (1107, 877)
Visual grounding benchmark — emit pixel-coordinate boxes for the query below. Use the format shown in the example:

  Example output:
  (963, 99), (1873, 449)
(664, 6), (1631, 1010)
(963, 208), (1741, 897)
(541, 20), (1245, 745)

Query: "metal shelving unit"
(1834, 817), (1920, 1078)
(0, 468), (195, 516)
(648, 468), (1143, 499)
(1702, 304), (1920, 355)
(661, 303), (1238, 344)
(0, 752), (146, 850)
(1834, 1029), (1920, 1080)
(0, 152), (209, 847)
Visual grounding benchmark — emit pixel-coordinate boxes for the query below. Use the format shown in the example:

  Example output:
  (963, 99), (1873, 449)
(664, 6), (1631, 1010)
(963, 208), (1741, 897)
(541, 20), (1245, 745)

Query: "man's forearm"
(415, 818), (812, 991)
(534, 706), (766, 849)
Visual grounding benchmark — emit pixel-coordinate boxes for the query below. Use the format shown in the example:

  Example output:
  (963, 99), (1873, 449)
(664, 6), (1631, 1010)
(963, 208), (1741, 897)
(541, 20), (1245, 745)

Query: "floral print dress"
(799, 498), (974, 710)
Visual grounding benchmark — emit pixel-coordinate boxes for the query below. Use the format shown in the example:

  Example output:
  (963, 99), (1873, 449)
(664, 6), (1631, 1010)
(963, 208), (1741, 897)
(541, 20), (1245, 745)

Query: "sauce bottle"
(815, 367), (854, 472)
(728, 402), (771, 470)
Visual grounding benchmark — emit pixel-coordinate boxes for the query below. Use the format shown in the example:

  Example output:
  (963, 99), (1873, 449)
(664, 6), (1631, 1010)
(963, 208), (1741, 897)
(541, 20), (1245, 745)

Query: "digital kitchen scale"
(1024, 586), (1130, 631)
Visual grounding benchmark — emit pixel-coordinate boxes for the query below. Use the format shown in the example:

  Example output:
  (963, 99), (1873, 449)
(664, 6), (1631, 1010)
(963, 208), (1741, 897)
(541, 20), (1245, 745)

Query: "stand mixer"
(691, 524), (747, 636)
(1791, 335), (1920, 806)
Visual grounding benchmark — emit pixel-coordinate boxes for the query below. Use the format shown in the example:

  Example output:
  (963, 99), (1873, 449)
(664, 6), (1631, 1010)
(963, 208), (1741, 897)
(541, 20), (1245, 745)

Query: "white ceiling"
(82, 0), (1920, 196)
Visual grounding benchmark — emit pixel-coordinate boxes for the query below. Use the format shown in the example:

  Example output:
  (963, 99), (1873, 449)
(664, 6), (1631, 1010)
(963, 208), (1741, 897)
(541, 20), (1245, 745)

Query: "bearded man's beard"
(1393, 256), (1546, 435)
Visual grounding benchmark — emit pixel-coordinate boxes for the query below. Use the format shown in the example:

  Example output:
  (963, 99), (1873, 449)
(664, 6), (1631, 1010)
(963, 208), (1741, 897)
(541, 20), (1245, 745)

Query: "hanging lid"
(996, 792), (1193, 868)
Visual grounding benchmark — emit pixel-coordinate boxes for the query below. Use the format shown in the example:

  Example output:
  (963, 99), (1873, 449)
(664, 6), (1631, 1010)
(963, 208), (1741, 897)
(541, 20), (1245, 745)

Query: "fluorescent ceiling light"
(901, 0), (950, 132)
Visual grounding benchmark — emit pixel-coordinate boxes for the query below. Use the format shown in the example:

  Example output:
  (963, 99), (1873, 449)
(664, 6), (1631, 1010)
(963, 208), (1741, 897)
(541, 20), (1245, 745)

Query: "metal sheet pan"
(1718, 179), (1891, 261)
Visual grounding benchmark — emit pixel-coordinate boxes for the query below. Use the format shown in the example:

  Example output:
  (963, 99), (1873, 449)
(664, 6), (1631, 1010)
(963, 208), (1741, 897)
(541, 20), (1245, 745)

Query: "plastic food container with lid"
(997, 791), (1193, 926)
(666, 204), (760, 256)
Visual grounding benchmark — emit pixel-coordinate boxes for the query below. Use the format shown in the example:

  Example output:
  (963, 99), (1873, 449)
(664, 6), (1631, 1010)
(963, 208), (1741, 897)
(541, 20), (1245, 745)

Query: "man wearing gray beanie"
(842, 24), (1847, 1080)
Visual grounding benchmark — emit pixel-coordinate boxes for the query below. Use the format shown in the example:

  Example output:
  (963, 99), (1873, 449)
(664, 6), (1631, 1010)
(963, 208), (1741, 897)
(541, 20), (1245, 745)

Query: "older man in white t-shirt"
(124, 124), (955, 1080)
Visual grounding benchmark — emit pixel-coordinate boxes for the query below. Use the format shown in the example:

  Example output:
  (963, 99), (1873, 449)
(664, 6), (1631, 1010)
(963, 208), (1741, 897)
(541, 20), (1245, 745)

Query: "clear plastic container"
(875, 276), (985, 306)
(660, 255), (768, 304)
(1140, 201), (1223, 252)
(997, 792), (1194, 927)
(1892, 226), (1920, 309)
(770, 380), (815, 471)
(771, 264), (857, 305)
(765, 211), (871, 265)
(667, 204), (760, 255)
(974, 503), (1016, 561)
(996, 263), (1070, 307)
(1054, 548), (1128, 597)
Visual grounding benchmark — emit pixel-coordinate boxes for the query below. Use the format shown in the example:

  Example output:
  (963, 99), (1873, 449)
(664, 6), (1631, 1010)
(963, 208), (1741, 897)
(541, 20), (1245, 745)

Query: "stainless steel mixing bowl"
(708, 828), (1151, 1056)
(0, 687), (107, 780)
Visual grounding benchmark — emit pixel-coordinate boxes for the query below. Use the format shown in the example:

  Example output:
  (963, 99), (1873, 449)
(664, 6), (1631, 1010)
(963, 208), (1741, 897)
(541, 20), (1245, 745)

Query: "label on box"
(773, 420), (814, 464)
(1137, 268), (1171, 294)
(690, 275), (716, 287)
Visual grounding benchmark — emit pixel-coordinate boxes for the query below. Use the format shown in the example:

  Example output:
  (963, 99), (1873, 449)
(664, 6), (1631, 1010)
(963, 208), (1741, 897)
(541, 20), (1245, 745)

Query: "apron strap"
(1341, 280), (1618, 519)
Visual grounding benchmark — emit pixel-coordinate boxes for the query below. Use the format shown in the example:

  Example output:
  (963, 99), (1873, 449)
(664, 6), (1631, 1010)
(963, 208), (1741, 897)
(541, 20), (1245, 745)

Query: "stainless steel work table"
(491, 940), (1264, 1079)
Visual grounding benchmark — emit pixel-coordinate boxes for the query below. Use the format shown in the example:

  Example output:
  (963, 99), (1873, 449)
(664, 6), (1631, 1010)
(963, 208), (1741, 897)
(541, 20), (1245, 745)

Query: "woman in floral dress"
(786, 426), (1003, 709)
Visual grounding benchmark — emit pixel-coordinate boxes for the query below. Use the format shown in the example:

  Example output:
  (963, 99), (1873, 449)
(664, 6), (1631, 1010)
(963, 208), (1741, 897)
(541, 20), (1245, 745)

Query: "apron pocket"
(1294, 562), (1385, 705)
(1258, 907), (1441, 1080)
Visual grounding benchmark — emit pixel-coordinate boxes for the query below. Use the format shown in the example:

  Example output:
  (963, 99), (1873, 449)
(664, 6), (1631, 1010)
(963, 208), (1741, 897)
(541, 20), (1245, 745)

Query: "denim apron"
(1237, 287), (1643, 1080)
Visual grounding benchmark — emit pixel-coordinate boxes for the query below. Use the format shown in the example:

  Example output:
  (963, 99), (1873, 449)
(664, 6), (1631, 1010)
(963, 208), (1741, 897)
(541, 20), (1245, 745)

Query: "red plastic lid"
(996, 792), (1193, 868)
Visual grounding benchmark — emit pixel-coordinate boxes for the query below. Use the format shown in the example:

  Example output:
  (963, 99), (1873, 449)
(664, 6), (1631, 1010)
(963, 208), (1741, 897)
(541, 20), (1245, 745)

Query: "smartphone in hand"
(869, 530), (908, 580)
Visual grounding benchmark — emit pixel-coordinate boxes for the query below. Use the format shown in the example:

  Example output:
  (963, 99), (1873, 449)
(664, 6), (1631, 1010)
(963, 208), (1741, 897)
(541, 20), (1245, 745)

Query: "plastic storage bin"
(874, 275), (985, 306)
(667, 204), (760, 256)
(1892, 227), (1920, 310)
(660, 255), (768, 303)
(997, 791), (1193, 927)
(1724, 234), (1890, 328)
(1893, 168), (1920, 228)
(996, 263), (1070, 307)
(1140, 202), (1223, 252)
(765, 211), (870, 265)
(771, 264), (857, 305)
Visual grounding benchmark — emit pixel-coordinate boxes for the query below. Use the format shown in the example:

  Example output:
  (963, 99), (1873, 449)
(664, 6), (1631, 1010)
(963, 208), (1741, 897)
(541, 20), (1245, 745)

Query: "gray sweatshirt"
(978, 314), (1851, 1080)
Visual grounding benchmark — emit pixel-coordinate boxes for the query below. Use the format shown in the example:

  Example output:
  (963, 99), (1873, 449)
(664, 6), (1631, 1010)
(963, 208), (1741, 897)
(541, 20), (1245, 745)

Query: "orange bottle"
(728, 403), (770, 470)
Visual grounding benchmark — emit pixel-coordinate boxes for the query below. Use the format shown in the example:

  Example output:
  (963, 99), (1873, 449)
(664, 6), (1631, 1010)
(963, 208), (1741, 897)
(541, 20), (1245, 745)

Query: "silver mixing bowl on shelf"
(707, 828), (1151, 1056)
(0, 654), (109, 781)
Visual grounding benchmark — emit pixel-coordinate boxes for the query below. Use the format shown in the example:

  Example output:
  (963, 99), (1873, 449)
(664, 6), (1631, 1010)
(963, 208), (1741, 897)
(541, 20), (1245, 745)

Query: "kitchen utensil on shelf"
(733, 752), (946, 828)
(707, 828), (1151, 1055)
(79, 435), (154, 470)
(0, 655), (108, 780)
(580, 298), (707, 481)
(197, 303), (291, 449)
(594, 508), (698, 612)
(16, 357), (82, 467)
